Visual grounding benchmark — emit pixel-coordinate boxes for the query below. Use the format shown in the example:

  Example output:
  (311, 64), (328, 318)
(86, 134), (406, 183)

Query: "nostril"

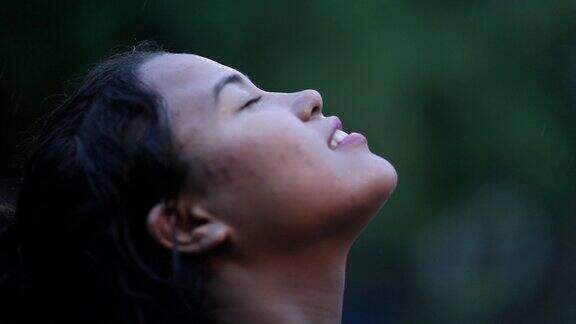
(293, 89), (324, 121)
(310, 105), (321, 118)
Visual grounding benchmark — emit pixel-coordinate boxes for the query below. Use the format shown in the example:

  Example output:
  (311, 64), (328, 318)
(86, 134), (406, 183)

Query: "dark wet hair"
(0, 45), (210, 323)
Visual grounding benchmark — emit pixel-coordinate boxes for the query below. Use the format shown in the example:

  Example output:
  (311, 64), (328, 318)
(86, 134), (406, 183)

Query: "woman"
(0, 46), (397, 323)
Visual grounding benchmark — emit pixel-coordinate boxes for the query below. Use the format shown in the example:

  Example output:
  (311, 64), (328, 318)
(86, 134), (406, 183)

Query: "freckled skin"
(140, 53), (397, 324)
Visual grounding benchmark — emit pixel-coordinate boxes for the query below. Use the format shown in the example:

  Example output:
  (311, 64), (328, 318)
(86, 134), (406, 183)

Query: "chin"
(360, 154), (398, 212)
(379, 159), (398, 197)
(330, 156), (397, 238)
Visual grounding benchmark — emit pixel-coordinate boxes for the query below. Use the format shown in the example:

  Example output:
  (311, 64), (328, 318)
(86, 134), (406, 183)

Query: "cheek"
(212, 126), (323, 192)
(199, 117), (333, 217)
(197, 150), (259, 187)
(214, 113), (321, 184)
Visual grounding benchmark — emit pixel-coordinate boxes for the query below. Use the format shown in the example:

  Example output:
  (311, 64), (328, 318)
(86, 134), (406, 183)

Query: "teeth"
(330, 138), (338, 148)
(330, 129), (349, 148)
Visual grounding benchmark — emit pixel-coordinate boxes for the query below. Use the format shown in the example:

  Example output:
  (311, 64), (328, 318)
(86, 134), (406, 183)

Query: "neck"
(203, 245), (349, 324)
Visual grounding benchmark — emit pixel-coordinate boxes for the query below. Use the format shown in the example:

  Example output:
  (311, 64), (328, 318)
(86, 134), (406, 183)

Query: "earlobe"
(147, 201), (229, 254)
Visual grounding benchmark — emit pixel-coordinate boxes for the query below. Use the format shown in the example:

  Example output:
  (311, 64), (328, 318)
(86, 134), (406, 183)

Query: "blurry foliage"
(1, 1), (575, 323)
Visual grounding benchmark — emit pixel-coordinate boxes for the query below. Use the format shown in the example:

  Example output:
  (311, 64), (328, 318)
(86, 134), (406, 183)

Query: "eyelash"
(240, 95), (262, 110)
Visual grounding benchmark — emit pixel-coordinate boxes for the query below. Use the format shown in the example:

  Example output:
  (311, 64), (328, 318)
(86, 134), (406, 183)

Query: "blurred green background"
(1, 1), (575, 323)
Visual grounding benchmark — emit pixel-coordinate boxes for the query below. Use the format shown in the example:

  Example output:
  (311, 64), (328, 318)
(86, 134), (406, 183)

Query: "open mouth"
(327, 116), (367, 149)
(329, 129), (349, 149)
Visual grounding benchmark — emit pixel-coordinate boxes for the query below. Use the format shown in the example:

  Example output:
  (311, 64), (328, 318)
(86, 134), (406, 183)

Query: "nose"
(292, 89), (323, 121)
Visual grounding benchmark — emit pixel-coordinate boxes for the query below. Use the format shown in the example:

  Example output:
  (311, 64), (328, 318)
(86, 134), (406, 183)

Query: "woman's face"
(140, 54), (397, 254)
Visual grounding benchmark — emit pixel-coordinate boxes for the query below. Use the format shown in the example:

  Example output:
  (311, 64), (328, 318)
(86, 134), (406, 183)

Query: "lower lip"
(336, 132), (367, 148)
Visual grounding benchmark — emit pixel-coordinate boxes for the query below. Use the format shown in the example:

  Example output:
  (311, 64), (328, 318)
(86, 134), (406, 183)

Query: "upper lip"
(327, 116), (343, 146)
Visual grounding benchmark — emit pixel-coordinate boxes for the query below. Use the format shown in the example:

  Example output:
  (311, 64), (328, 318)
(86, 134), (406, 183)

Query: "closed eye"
(240, 95), (262, 110)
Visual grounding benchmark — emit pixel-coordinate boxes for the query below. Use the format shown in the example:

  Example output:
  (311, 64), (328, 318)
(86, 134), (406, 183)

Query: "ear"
(147, 201), (230, 254)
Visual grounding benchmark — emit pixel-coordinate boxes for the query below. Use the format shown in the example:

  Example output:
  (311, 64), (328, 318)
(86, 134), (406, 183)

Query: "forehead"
(139, 53), (236, 114)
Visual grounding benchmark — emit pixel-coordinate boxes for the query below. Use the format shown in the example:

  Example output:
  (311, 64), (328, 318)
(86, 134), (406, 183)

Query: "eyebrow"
(213, 73), (245, 103)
